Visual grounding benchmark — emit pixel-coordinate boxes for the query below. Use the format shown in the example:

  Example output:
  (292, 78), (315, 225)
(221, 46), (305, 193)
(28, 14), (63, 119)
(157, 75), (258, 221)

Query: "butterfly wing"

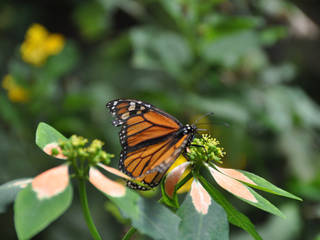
(125, 133), (191, 190)
(107, 99), (182, 148)
(106, 99), (193, 190)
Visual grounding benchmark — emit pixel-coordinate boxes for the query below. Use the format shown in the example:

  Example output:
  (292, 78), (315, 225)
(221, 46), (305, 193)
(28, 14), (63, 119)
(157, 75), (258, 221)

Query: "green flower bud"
(78, 148), (89, 158)
(187, 134), (225, 164)
(70, 135), (88, 147)
(51, 148), (59, 156)
(88, 139), (104, 153)
(58, 135), (113, 167)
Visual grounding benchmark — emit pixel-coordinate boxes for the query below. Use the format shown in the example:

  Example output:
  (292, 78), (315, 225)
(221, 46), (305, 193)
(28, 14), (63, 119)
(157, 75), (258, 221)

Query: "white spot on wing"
(121, 112), (130, 120)
(128, 105), (135, 111)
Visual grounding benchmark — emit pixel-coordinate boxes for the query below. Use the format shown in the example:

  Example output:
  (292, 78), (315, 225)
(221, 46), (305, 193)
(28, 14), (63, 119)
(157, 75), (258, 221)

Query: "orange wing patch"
(116, 102), (129, 109)
(117, 108), (128, 115)
(144, 111), (180, 129)
(127, 126), (176, 147)
(149, 135), (188, 169)
(123, 139), (172, 177)
(122, 135), (189, 188)
(137, 171), (164, 185)
(127, 121), (152, 136)
(127, 116), (144, 125)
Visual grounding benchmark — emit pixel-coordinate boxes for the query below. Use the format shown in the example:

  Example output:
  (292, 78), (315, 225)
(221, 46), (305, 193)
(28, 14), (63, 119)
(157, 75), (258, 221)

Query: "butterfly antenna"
(197, 128), (209, 132)
(195, 123), (211, 126)
(212, 121), (230, 128)
(193, 112), (214, 126)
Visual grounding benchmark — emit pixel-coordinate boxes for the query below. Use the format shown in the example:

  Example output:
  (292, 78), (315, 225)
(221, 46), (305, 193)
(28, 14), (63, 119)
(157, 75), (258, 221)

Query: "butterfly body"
(107, 99), (196, 190)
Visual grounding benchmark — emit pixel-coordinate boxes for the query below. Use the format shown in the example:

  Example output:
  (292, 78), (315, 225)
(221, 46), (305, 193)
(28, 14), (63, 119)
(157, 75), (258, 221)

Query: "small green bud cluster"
(51, 147), (60, 156)
(187, 134), (226, 164)
(59, 135), (114, 166)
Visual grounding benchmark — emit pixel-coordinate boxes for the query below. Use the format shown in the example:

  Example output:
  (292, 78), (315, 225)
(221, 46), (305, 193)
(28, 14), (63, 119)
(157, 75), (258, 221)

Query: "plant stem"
(122, 227), (137, 240)
(78, 179), (102, 240)
(175, 171), (193, 192)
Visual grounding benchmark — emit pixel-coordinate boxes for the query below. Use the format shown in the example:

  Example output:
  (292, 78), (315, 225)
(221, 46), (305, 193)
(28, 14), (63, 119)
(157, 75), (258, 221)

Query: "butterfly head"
(183, 124), (197, 135)
(181, 124), (197, 148)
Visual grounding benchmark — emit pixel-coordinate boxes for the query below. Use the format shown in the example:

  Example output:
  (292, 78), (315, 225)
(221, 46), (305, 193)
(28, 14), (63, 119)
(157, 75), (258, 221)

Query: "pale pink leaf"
(43, 143), (67, 160)
(32, 164), (69, 200)
(164, 162), (191, 197)
(190, 180), (211, 215)
(209, 167), (257, 203)
(89, 167), (126, 198)
(97, 163), (131, 180)
(215, 166), (257, 185)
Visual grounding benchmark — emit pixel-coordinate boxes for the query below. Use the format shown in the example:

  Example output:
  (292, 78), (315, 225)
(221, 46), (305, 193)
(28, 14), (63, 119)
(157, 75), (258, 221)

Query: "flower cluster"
(187, 134), (226, 164)
(38, 133), (131, 199)
(20, 23), (65, 66)
(164, 134), (258, 214)
(165, 134), (226, 196)
(1, 74), (29, 103)
(57, 135), (113, 166)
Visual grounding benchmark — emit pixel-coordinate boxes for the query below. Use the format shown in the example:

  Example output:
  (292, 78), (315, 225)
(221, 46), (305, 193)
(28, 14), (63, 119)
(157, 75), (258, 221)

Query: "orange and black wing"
(106, 99), (182, 149)
(123, 133), (191, 190)
(106, 99), (193, 190)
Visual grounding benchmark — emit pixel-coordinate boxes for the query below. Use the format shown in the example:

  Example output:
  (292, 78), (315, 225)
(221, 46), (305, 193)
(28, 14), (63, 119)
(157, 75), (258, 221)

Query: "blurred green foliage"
(0, 0), (320, 239)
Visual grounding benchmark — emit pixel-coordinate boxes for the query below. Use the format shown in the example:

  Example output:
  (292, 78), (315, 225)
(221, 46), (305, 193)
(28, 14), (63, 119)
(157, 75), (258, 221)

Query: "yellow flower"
(45, 34), (65, 55)
(25, 24), (48, 43)
(2, 74), (29, 103)
(20, 23), (65, 66)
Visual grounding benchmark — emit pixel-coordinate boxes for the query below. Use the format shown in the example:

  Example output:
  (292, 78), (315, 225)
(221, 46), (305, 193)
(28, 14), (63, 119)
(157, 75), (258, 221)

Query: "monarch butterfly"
(106, 99), (197, 190)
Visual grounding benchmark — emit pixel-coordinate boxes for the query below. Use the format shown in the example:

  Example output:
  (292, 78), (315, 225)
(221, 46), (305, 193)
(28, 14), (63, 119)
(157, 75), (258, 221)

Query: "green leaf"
(200, 30), (260, 66)
(202, 15), (264, 37)
(160, 0), (183, 21)
(260, 63), (295, 85)
(186, 94), (250, 124)
(160, 0), (197, 24)
(35, 122), (67, 149)
(108, 189), (140, 221)
(177, 194), (229, 240)
(130, 27), (192, 77)
(240, 187), (285, 218)
(207, 168), (285, 217)
(109, 190), (180, 239)
(239, 170), (302, 201)
(135, 198), (180, 240)
(0, 179), (32, 213)
(158, 171), (193, 209)
(199, 176), (262, 240)
(14, 183), (73, 239)
(159, 178), (179, 209)
(260, 26), (287, 46)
